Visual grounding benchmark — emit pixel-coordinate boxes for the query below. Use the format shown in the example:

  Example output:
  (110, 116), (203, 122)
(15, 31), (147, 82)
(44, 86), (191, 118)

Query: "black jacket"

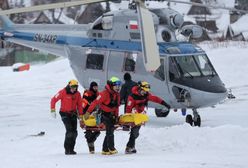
(120, 80), (137, 104)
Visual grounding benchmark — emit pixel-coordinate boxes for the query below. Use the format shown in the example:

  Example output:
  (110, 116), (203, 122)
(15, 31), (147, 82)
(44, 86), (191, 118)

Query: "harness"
(83, 90), (97, 103)
(82, 90), (97, 113)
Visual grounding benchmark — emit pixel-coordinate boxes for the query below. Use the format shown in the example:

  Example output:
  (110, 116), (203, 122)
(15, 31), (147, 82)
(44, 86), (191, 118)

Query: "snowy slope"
(1, 43), (248, 168)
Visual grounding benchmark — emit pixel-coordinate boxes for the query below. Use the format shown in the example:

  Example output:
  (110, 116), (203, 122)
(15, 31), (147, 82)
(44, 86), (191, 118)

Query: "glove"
(83, 112), (90, 120)
(79, 115), (84, 121)
(51, 109), (56, 118)
(161, 101), (171, 110)
(79, 115), (85, 128)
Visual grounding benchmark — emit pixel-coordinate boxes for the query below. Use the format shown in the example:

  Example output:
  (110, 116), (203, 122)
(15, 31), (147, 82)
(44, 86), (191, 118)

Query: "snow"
(43, 9), (77, 25)
(162, 0), (191, 15)
(108, 1), (129, 11)
(215, 11), (230, 33)
(216, 0), (235, 8)
(8, 0), (31, 7)
(109, 0), (192, 15)
(200, 0), (235, 35)
(231, 14), (248, 34)
(12, 62), (25, 69)
(1, 42), (248, 167)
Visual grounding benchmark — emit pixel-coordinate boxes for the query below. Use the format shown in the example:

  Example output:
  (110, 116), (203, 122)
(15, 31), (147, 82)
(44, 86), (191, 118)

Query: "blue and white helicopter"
(1, 0), (242, 126)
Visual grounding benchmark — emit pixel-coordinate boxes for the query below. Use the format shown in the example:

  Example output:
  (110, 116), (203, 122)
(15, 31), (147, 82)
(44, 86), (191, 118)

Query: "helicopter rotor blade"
(162, 0), (248, 14)
(0, 0), (106, 15)
(136, 0), (160, 72)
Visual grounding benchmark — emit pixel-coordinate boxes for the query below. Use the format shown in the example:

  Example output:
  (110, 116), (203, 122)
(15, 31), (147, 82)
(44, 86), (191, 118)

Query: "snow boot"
(65, 150), (77, 155)
(88, 142), (95, 154)
(65, 149), (70, 155)
(101, 149), (111, 155)
(109, 148), (118, 154)
(125, 147), (137, 154)
(70, 150), (77, 155)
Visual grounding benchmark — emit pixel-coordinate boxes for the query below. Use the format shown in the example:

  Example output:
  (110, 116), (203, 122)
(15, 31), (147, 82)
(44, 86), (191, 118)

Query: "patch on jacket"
(55, 93), (60, 98)
(96, 95), (101, 100)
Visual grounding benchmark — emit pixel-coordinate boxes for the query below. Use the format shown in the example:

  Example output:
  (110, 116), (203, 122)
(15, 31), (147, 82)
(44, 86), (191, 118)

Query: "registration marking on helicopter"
(33, 33), (57, 44)
(3, 32), (14, 37)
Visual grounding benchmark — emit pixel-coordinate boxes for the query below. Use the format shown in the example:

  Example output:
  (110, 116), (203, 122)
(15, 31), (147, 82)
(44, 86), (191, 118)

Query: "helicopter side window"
(194, 55), (216, 76)
(153, 59), (165, 81)
(86, 54), (104, 70)
(123, 53), (137, 72)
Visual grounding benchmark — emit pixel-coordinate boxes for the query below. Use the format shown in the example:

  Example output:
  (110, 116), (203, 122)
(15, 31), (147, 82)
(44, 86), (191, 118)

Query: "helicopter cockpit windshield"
(169, 54), (216, 80)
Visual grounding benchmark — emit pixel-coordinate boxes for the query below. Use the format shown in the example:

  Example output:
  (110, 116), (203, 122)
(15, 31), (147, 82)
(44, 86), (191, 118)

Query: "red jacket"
(51, 86), (82, 114)
(87, 84), (120, 116)
(126, 86), (164, 113)
(81, 89), (99, 115)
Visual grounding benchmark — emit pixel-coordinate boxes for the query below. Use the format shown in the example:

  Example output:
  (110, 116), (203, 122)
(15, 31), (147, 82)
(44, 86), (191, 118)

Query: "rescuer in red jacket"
(84, 77), (121, 155)
(80, 81), (100, 154)
(50, 79), (82, 155)
(125, 81), (171, 154)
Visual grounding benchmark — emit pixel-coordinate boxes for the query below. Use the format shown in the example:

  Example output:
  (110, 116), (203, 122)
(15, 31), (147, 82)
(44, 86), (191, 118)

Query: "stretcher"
(80, 113), (149, 131)
(118, 113), (149, 126)
(80, 115), (105, 131)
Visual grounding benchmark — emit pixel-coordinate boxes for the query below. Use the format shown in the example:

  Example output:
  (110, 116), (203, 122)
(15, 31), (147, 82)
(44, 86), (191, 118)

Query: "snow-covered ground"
(1, 43), (248, 168)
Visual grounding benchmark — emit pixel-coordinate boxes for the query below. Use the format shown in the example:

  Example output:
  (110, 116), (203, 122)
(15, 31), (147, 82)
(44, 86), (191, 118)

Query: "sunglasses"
(112, 81), (122, 86)
(70, 85), (78, 89)
(142, 84), (150, 89)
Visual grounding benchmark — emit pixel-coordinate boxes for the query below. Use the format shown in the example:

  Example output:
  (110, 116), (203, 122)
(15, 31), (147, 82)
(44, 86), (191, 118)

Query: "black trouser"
(85, 130), (100, 144)
(101, 112), (116, 151)
(126, 125), (141, 148)
(60, 111), (78, 152)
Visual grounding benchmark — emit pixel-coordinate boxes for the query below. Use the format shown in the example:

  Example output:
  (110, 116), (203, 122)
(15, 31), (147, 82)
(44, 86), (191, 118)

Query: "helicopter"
(1, 0), (243, 127)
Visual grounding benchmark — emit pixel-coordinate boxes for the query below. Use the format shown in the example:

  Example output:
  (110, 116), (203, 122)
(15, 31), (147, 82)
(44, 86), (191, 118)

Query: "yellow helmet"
(68, 79), (78, 87)
(108, 76), (121, 86)
(138, 81), (150, 92)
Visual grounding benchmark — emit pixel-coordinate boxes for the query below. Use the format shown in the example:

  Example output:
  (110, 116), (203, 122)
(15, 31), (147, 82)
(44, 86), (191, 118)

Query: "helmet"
(108, 76), (121, 86)
(138, 81), (150, 92)
(68, 79), (78, 88)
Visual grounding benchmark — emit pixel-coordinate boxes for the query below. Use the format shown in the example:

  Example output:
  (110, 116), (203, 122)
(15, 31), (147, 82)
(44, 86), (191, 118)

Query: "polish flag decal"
(129, 20), (138, 30)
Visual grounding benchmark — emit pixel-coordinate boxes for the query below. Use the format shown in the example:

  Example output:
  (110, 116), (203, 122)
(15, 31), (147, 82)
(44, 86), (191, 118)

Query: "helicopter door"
(83, 49), (108, 90)
(167, 56), (192, 105)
